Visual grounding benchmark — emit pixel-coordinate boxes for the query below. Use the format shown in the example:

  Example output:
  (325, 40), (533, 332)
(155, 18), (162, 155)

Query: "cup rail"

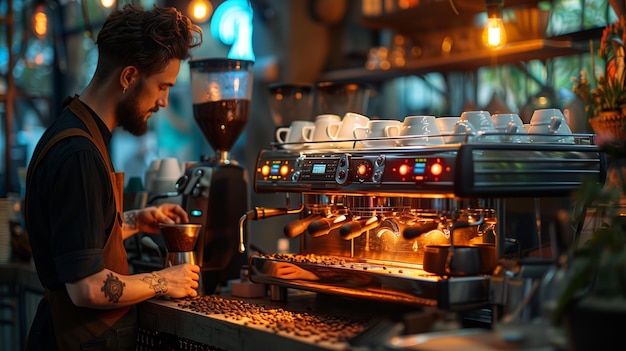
(270, 132), (595, 151)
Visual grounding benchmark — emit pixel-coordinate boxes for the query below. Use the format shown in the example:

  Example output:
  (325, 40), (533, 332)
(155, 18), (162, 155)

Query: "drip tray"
(249, 254), (490, 310)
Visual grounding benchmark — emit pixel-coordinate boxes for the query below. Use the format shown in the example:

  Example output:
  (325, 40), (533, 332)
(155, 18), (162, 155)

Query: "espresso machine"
(240, 132), (605, 311)
(175, 58), (253, 294)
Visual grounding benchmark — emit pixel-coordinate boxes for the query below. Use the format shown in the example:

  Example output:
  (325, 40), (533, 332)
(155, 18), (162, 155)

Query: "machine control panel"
(254, 143), (605, 197)
(254, 148), (457, 194)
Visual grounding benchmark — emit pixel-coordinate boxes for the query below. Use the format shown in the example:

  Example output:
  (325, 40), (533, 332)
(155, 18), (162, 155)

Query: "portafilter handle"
(308, 214), (350, 238)
(340, 216), (379, 240)
(283, 214), (323, 238)
(403, 222), (439, 239)
(238, 205), (305, 253)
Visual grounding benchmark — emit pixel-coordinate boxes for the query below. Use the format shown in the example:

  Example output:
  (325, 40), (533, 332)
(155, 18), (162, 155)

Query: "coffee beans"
(177, 296), (365, 343)
(262, 253), (348, 266)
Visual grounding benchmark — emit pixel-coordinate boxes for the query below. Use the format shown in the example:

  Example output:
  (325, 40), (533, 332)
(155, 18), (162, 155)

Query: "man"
(25, 4), (203, 350)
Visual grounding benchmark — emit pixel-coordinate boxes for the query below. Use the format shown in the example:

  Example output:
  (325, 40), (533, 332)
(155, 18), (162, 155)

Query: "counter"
(137, 289), (420, 351)
(137, 287), (563, 351)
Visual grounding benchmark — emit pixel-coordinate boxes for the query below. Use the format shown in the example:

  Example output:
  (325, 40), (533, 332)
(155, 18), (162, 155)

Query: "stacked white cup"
(435, 117), (460, 144)
(275, 120), (314, 150)
(528, 108), (574, 144)
(353, 119), (401, 147)
(302, 114), (341, 149)
(491, 113), (529, 143)
(326, 112), (370, 148)
(397, 115), (445, 146)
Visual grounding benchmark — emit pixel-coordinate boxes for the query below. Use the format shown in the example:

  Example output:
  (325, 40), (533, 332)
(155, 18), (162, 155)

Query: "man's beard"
(116, 93), (149, 136)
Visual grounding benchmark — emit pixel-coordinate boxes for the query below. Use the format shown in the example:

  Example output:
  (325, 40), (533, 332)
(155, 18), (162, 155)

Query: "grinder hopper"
(190, 58), (254, 165)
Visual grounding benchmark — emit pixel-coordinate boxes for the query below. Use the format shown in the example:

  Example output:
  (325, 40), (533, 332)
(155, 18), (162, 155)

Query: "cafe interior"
(0, 0), (624, 350)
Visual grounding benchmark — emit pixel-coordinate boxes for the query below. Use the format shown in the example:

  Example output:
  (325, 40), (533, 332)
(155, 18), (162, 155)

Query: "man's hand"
(136, 203), (189, 233)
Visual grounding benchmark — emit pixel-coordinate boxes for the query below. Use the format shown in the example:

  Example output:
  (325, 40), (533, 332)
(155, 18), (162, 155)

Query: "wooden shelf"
(319, 39), (587, 83)
(360, 0), (542, 33)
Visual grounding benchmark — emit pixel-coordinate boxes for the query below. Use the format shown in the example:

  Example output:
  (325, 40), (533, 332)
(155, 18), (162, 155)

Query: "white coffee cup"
(303, 114), (341, 146)
(491, 113), (528, 143)
(157, 157), (183, 179)
(449, 120), (477, 143)
(353, 119), (401, 147)
(435, 117), (460, 144)
(460, 110), (498, 142)
(326, 112), (370, 148)
(276, 120), (314, 148)
(528, 109), (572, 143)
(397, 115), (445, 146)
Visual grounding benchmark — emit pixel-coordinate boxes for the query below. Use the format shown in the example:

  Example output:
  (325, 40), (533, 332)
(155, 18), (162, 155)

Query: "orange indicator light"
(430, 163), (443, 176)
(280, 165), (289, 176)
(398, 164), (410, 176)
(357, 164), (368, 175)
(261, 165), (270, 176)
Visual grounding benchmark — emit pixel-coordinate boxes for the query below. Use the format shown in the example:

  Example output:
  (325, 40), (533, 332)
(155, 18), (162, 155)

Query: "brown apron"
(26, 96), (137, 350)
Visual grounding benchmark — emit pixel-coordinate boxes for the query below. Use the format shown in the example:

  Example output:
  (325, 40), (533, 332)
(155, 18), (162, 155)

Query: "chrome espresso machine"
(241, 133), (605, 311)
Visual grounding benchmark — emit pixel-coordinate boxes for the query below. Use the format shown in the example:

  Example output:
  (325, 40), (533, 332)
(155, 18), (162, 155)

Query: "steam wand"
(238, 205), (305, 253)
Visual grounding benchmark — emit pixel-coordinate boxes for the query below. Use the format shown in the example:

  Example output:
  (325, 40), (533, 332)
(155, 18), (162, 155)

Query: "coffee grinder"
(175, 58), (253, 294)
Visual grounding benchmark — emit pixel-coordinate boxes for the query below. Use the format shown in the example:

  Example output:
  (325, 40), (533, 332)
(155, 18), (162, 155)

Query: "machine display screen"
(413, 158), (427, 175)
(271, 164), (281, 175)
(312, 164), (327, 174)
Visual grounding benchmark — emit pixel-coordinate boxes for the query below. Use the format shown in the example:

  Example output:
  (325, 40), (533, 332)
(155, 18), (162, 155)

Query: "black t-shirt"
(26, 99), (116, 290)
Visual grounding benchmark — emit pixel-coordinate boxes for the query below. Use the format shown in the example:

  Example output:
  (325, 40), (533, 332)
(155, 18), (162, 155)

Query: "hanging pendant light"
(483, 0), (507, 49)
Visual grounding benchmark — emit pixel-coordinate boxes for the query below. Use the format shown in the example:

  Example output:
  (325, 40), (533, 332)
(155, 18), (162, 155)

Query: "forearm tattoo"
(101, 272), (125, 303)
(123, 210), (137, 231)
(142, 272), (168, 296)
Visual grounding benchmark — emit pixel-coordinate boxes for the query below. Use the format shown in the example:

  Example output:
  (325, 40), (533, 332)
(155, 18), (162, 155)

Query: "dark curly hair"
(94, 4), (203, 78)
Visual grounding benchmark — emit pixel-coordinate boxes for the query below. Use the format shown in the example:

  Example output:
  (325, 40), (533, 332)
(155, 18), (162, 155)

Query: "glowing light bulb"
(32, 6), (47, 38)
(188, 0), (213, 23)
(483, 16), (507, 48)
(100, 0), (115, 8)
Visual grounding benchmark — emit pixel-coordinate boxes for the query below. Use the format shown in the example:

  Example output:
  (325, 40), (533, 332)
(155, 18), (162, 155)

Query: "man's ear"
(120, 66), (138, 89)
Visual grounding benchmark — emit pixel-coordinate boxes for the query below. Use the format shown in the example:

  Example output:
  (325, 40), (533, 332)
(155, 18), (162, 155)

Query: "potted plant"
(554, 92), (626, 349)
(558, 14), (626, 350)
(572, 16), (626, 139)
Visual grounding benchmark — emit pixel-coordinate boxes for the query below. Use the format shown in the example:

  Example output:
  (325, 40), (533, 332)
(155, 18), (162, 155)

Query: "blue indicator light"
(413, 163), (426, 174)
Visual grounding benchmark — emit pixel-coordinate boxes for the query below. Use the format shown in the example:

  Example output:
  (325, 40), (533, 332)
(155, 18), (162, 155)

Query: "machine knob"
(373, 155), (386, 184)
(175, 175), (189, 192)
(375, 155), (386, 167)
(178, 168), (205, 196)
(372, 169), (383, 183)
(335, 154), (351, 185)
(336, 170), (347, 183)
(291, 171), (301, 182)
(295, 156), (305, 168)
